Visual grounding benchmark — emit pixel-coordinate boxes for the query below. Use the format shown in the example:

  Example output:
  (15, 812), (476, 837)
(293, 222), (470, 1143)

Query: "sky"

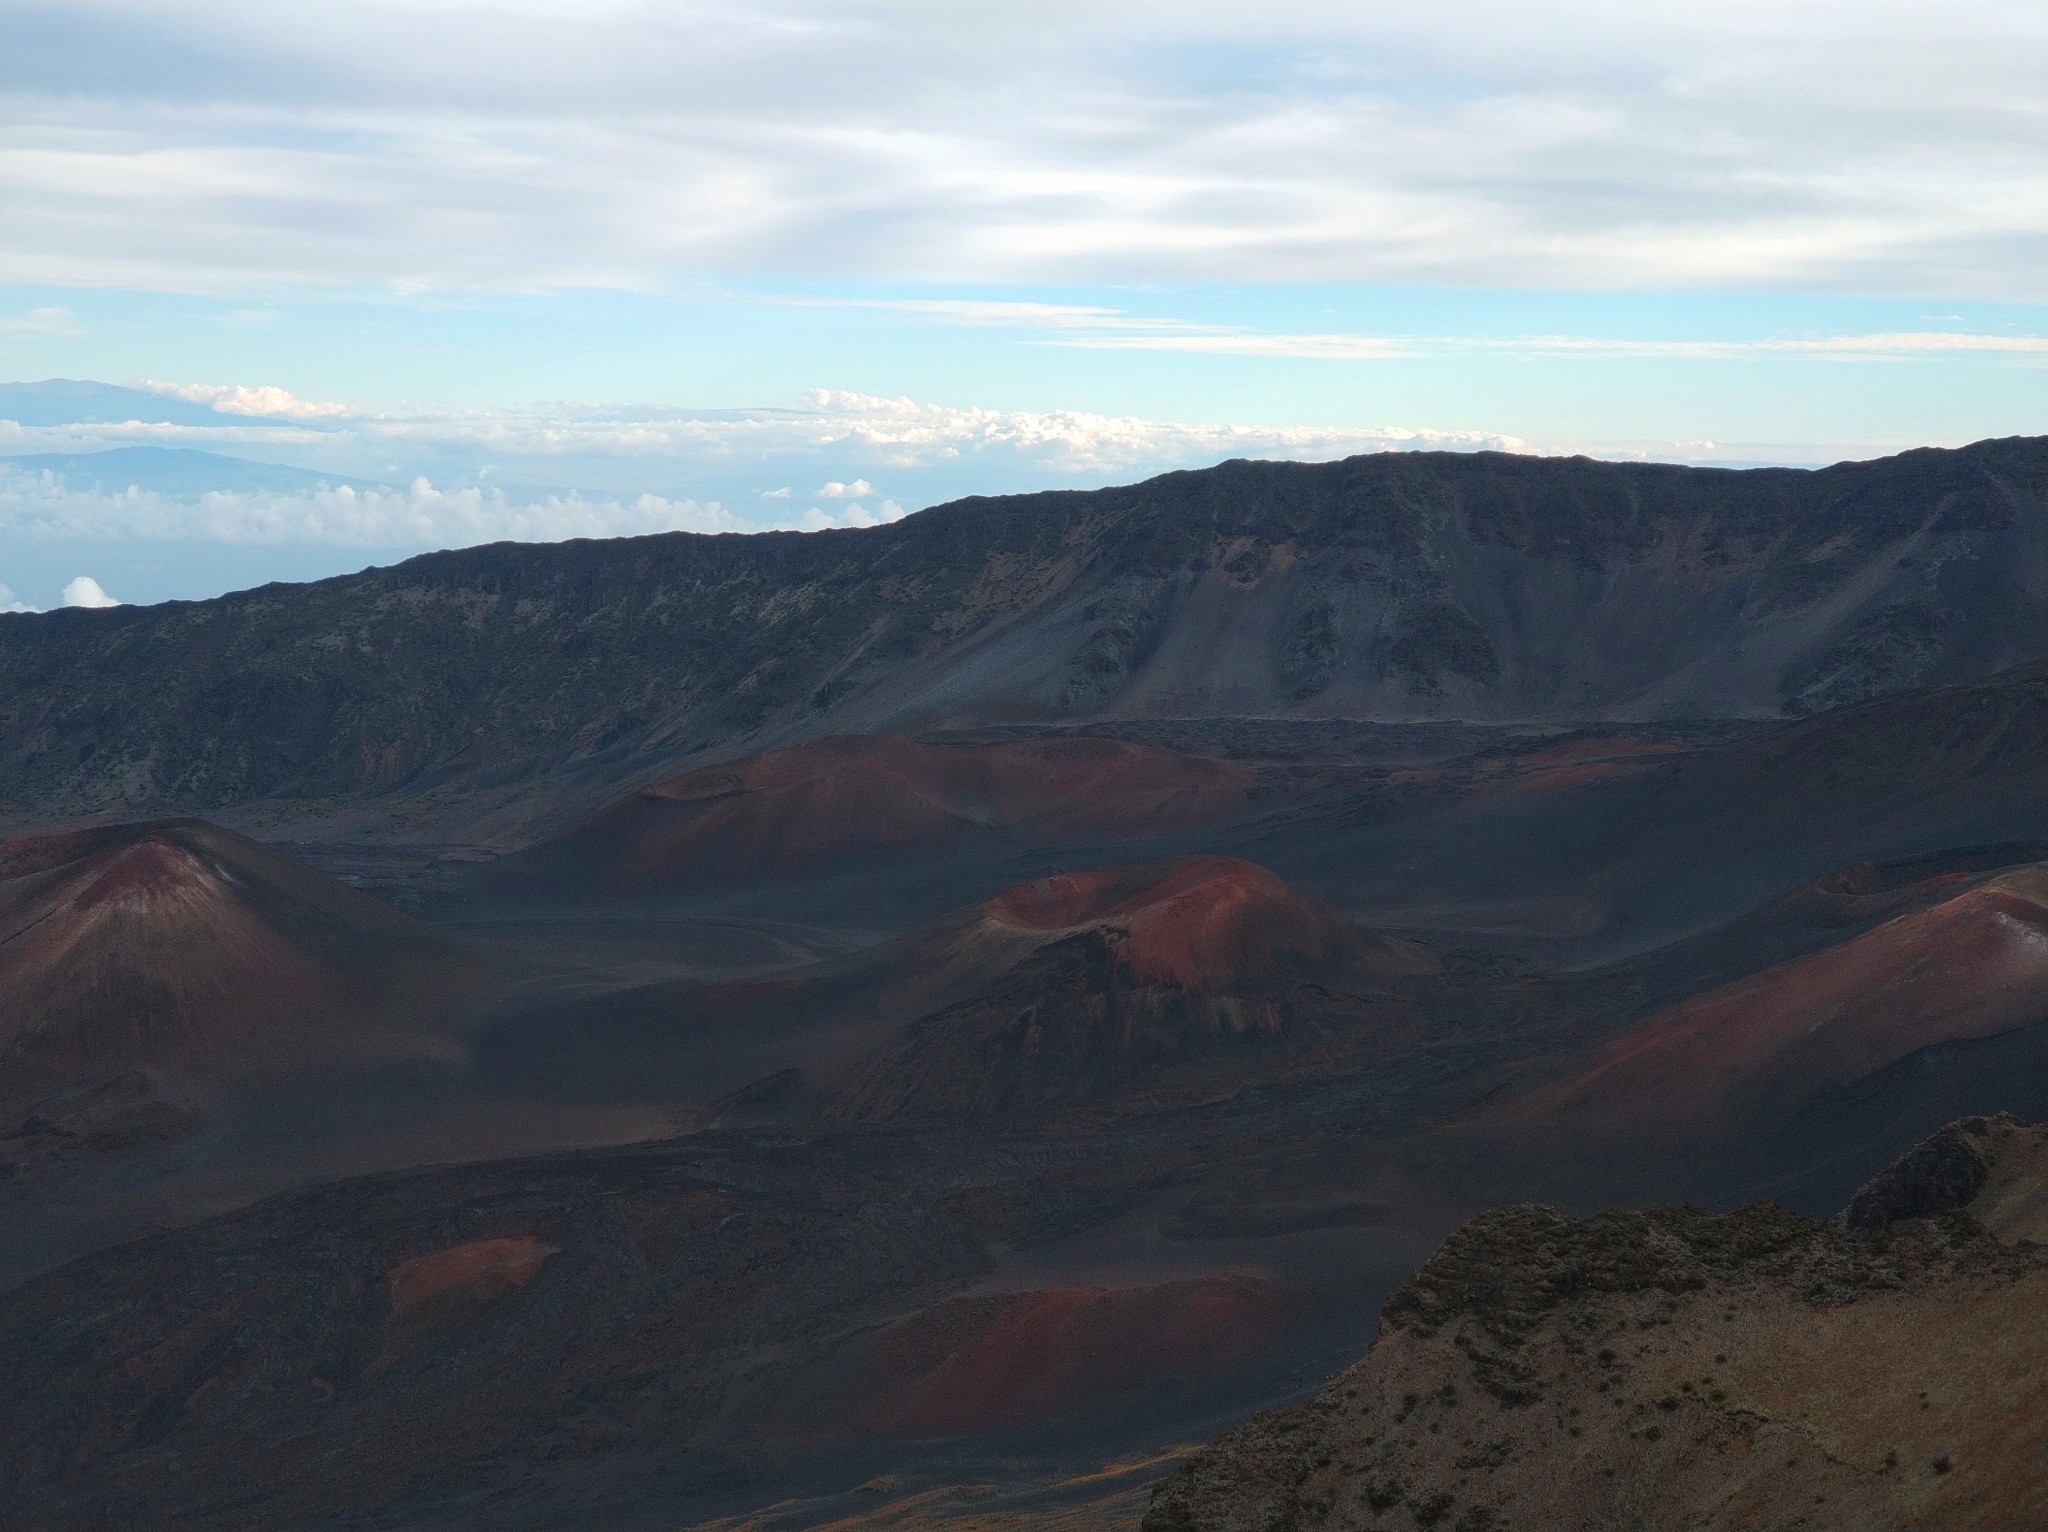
(2, 0), (2043, 609)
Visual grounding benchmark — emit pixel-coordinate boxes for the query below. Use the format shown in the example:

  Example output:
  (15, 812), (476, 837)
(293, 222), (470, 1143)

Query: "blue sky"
(3, 0), (2043, 609)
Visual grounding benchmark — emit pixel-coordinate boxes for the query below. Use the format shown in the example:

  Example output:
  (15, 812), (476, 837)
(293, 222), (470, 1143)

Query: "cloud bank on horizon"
(0, 381), (1527, 551)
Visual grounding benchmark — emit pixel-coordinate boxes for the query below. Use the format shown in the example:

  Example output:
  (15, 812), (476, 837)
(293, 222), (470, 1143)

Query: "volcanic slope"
(1148, 1114), (2048, 1532)
(5, 438), (2040, 825)
(0, 819), (485, 1114)
(1448, 865), (2048, 1205)
(0, 1118), (1414, 1532)
(1243, 662), (2045, 963)
(825, 856), (1439, 1124)
(495, 733), (1252, 898)
(478, 855), (1439, 1123)
(766, 1273), (1302, 1443)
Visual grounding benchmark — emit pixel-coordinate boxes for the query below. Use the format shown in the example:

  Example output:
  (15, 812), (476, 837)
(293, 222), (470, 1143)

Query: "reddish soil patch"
(1501, 872), (2048, 1145)
(69, 835), (215, 911)
(797, 1274), (1296, 1440)
(1496, 739), (1683, 796)
(1502, 759), (1628, 795)
(1515, 737), (1684, 769)
(983, 855), (1435, 989)
(551, 735), (1251, 893)
(987, 857), (1290, 932)
(388, 1236), (559, 1334)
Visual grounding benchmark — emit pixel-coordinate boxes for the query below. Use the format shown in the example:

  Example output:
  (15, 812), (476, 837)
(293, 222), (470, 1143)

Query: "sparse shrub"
(1365, 1476), (1405, 1511)
(1597, 1348), (1617, 1365)
(1657, 1396), (1679, 1412)
(1411, 1491), (1456, 1526)
(1644, 1424), (1662, 1441)
(1932, 1455), (1953, 1475)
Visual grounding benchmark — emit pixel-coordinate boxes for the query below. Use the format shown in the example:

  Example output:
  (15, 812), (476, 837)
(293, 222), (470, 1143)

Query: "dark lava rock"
(1843, 1112), (2014, 1231)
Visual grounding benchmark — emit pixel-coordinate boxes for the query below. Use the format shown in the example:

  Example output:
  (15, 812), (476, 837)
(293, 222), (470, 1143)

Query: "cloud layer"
(5, 1), (2042, 297)
(0, 384), (1541, 551)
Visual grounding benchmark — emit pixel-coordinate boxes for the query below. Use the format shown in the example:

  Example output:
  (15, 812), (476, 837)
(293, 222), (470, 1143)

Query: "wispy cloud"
(1495, 331), (2048, 361)
(769, 297), (1164, 329)
(757, 297), (2046, 363)
(1046, 332), (1421, 359)
(4, 2), (2041, 297)
(0, 306), (81, 336)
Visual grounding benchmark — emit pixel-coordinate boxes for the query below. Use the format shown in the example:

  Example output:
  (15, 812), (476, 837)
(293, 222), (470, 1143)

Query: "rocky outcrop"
(1147, 1117), (2047, 1532)
(1843, 1114), (2013, 1232)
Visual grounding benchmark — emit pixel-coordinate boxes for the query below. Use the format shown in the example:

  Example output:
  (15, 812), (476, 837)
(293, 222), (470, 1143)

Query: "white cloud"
(139, 379), (353, 420)
(2, 2), (2041, 297)
(818, 478), (872, 497)
(61, 575), (121, 608)
(784, 390), (1528, 472)
(0, 581), (40, 613)
(799, 499), (908, 531)
(758, 486), (791, 498)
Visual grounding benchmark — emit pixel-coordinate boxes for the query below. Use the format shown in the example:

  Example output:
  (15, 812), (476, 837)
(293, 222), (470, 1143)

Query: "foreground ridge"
(1147, 1114), (2046, 1532)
